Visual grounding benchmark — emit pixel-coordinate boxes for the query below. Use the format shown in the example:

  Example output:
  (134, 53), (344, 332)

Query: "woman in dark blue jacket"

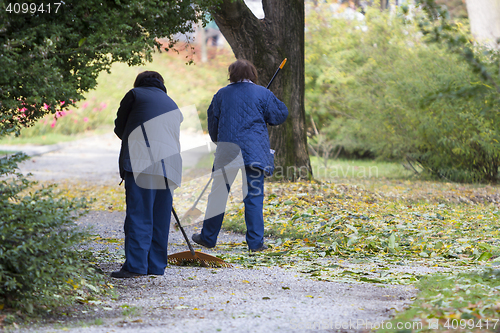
(192, 60), (288, 252)
(112, 71), (182, 278)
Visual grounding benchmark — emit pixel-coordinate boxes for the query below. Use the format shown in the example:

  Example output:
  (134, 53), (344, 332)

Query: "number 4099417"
(444, 319), (498, 330)
(6, 3), (62, 14)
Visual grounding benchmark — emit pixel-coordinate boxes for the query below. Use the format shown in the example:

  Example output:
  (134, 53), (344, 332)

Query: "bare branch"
(307, 143), (320, 158)
(310, 114), (319, 136)
(333, 146), (342, 160)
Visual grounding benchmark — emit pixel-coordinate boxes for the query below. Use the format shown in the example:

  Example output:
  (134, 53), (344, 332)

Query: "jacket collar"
(136, 77), (167, 93)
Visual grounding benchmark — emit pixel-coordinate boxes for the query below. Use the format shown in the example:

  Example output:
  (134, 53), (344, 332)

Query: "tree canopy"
(0, 0), (216, 136)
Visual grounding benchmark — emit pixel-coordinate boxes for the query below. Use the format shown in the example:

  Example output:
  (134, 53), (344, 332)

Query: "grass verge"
(310, 156), (415, 180)
(379, 269), (500, 332)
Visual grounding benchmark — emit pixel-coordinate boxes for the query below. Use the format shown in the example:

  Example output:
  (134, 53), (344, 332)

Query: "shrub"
(0, 153), (103, 314)
(305, 3), (500, 182)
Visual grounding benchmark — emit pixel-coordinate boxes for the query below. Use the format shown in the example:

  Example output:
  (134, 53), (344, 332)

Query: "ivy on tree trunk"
(210, 0), (312, 180)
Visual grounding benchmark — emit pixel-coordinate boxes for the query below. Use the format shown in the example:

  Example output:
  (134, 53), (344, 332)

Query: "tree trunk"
(465, 0), (500, 49)
(210, 0), (312, 180)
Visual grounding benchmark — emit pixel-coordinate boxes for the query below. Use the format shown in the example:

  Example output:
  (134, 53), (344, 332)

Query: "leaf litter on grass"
(215, 180), (500, 285)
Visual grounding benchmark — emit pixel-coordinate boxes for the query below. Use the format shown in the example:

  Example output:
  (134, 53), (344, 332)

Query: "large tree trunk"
(210, 0), (312, 180)
(465, 0), (500, 49)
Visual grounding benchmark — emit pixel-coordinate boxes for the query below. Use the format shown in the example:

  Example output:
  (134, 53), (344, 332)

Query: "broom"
(179, 58), (288, 223)
(168, 207), (232, 267)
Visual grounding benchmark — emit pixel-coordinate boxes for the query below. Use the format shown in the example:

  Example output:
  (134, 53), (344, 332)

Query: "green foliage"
(0, 0), (218, 136)
(0, 153), (103, 313)
(305, 3), (500, 183)
(434, 0), (468, 19)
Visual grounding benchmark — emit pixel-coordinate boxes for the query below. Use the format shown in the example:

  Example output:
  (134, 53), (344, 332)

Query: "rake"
(168, 207), (232, 268)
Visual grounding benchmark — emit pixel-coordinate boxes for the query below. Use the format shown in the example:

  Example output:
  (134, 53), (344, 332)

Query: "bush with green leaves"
(305, 3), (500, 182)
(0, 153), (103, 314)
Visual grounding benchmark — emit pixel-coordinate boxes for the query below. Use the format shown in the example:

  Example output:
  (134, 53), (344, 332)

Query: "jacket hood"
(136, 77), (167, 93)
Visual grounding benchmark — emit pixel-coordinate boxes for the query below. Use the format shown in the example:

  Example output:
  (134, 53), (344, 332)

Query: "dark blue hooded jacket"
(114, 78), (182, 186)
(208, 82), (288, 176)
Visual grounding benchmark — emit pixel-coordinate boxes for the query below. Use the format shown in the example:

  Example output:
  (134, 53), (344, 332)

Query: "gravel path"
(17, 214), (416, 333)
(4, 134), (420, 333)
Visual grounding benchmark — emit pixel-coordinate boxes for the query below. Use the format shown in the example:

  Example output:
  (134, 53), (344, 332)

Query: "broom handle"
(190, 176), (213, 209)
(172, 207), (196, 256)
(266, 58), (287, 89)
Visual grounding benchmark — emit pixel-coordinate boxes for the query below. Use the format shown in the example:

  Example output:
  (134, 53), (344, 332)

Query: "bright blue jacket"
(207, 82), (288, 176)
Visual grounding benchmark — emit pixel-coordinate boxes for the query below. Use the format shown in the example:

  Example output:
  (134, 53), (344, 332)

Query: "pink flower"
(81, 102), (89, 109)
(83, 117), (88, 122)
(100, 102), (107, 110)
(60, 101), (65, 106)
(43, 103), (49, 110)
(55, 111), (66, 118)
(50, 120), (56, 128)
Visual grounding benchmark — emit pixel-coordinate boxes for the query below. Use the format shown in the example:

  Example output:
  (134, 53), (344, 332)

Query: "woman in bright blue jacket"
(192, 59), (288, 252)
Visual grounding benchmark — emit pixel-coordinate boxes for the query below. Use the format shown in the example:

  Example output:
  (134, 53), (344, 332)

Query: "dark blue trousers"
(200, 166), (265, 250)
(122, 172), (172, 275)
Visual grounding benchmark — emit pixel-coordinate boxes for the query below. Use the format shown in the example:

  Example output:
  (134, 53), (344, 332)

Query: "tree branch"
(210, 0), (266, 59)
(261, 0), (272, 20)
(211, 0), (254, 24)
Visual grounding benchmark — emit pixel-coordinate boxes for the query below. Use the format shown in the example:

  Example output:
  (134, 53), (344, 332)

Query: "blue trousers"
(122, 172), (172, 275)
(200, 166), (265, 250)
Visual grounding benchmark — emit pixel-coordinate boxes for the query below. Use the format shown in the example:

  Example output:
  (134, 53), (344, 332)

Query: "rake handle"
(172, 207), (196, 256)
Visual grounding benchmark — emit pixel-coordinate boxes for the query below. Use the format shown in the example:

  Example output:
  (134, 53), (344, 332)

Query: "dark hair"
(228, 59), (258, 83)
(134, 71), (164, 88)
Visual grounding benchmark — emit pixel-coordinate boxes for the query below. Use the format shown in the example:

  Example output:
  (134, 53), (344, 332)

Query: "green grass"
(0, 129), (109, 146)
(309, 156), (415, 180)
(378, 268), (500, 332)
(0, 150), (18, 155)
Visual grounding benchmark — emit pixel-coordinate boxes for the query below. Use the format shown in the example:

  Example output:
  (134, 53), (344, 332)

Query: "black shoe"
(110, 268), (145, 279)
(249, 244), (268, 253)
(192, 233), (215, 248)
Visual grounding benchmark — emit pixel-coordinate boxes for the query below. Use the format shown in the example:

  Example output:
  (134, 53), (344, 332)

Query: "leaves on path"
(40, 177), (499, 287)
